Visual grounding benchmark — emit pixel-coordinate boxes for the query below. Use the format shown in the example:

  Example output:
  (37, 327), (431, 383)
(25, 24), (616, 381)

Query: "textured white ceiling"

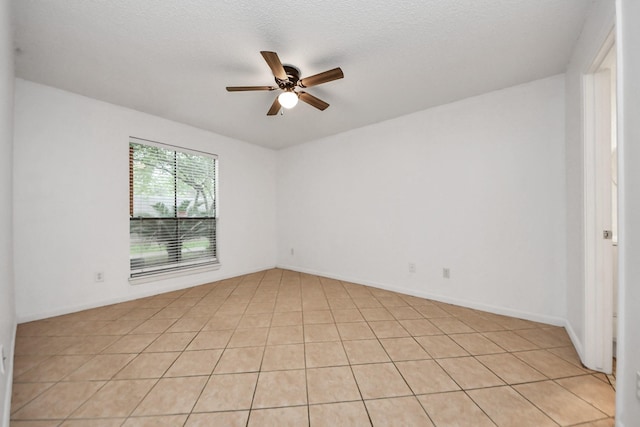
(12, 0), (592, 149)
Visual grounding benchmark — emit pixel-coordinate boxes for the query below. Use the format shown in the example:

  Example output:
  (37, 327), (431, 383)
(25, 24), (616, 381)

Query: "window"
(129, 138), (218, 278)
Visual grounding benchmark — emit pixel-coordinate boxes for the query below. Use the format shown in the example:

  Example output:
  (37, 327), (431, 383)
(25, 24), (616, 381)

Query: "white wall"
(13, 79), (277, 322)
(564, 0), (615, 363)
(277, 75), (567, 324)
(616, 0), (640, 424)
(0, 0), (15, 423)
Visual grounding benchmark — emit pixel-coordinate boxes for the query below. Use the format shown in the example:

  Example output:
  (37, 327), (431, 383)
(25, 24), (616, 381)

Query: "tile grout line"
(296, 274), (313, 426)
(326, 278), (375, 426)
(347, 282), (424, 425)
(112, 276), (241, 426)
(242, 270), (279, 426)
(127, 280), (227, 425)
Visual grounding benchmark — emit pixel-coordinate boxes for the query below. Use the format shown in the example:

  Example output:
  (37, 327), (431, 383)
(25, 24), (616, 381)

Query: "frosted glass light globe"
(278, 91), (298, 109)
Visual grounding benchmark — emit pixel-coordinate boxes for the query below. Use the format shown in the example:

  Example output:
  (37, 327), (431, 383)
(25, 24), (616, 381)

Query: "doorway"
(583, 32), (617, 373)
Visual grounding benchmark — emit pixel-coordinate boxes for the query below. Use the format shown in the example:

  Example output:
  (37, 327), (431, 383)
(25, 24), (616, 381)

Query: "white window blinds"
(129, 138), (218, 277)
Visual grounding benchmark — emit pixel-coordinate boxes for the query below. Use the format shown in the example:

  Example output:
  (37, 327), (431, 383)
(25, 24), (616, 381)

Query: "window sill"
(129, 263), (221, 285)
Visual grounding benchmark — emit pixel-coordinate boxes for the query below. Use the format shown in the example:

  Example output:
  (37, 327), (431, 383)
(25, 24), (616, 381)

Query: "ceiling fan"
(226, 51), (344, 116)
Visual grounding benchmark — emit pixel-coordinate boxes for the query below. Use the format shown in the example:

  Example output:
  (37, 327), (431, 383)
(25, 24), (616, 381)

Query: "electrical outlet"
(290, 248), (294, 256)
(0, 345), (5, 375)
(95, 272), (104, 282)
(408, 263), (416, 273)
(636, 371), (640, 400)
(443, 268), (450, 279)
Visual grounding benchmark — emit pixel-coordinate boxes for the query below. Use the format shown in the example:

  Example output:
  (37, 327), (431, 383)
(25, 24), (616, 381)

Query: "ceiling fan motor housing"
(277, 65), (301, 90)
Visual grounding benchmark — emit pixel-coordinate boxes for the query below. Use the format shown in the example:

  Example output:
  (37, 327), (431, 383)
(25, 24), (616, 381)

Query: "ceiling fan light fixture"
(278, 91), (298, 109)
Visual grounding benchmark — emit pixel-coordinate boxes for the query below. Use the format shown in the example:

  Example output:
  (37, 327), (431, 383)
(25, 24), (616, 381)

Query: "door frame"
(582, 29), (615, 373)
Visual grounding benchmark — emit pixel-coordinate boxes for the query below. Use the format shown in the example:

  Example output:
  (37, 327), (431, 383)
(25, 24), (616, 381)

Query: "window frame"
(128, 137), (220, 283)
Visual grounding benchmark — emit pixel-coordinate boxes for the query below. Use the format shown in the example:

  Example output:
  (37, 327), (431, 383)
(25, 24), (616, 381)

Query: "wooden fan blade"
(298, 91), (329, 111)
(299, 68), (344, 88)
(267, 96), (281, 116)
(226, 86), (277, 92)
(260, 51), (288, 81)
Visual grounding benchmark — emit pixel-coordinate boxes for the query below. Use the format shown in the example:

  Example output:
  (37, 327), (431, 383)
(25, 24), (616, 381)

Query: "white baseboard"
(17, 265), (277, 323)
(19, 261), (568, 329)
(2, 323), (16, 427)
(277, 264), (566, 327)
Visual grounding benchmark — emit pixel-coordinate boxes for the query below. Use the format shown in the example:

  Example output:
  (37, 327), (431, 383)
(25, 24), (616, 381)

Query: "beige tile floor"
(10, 269), (615, 426)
